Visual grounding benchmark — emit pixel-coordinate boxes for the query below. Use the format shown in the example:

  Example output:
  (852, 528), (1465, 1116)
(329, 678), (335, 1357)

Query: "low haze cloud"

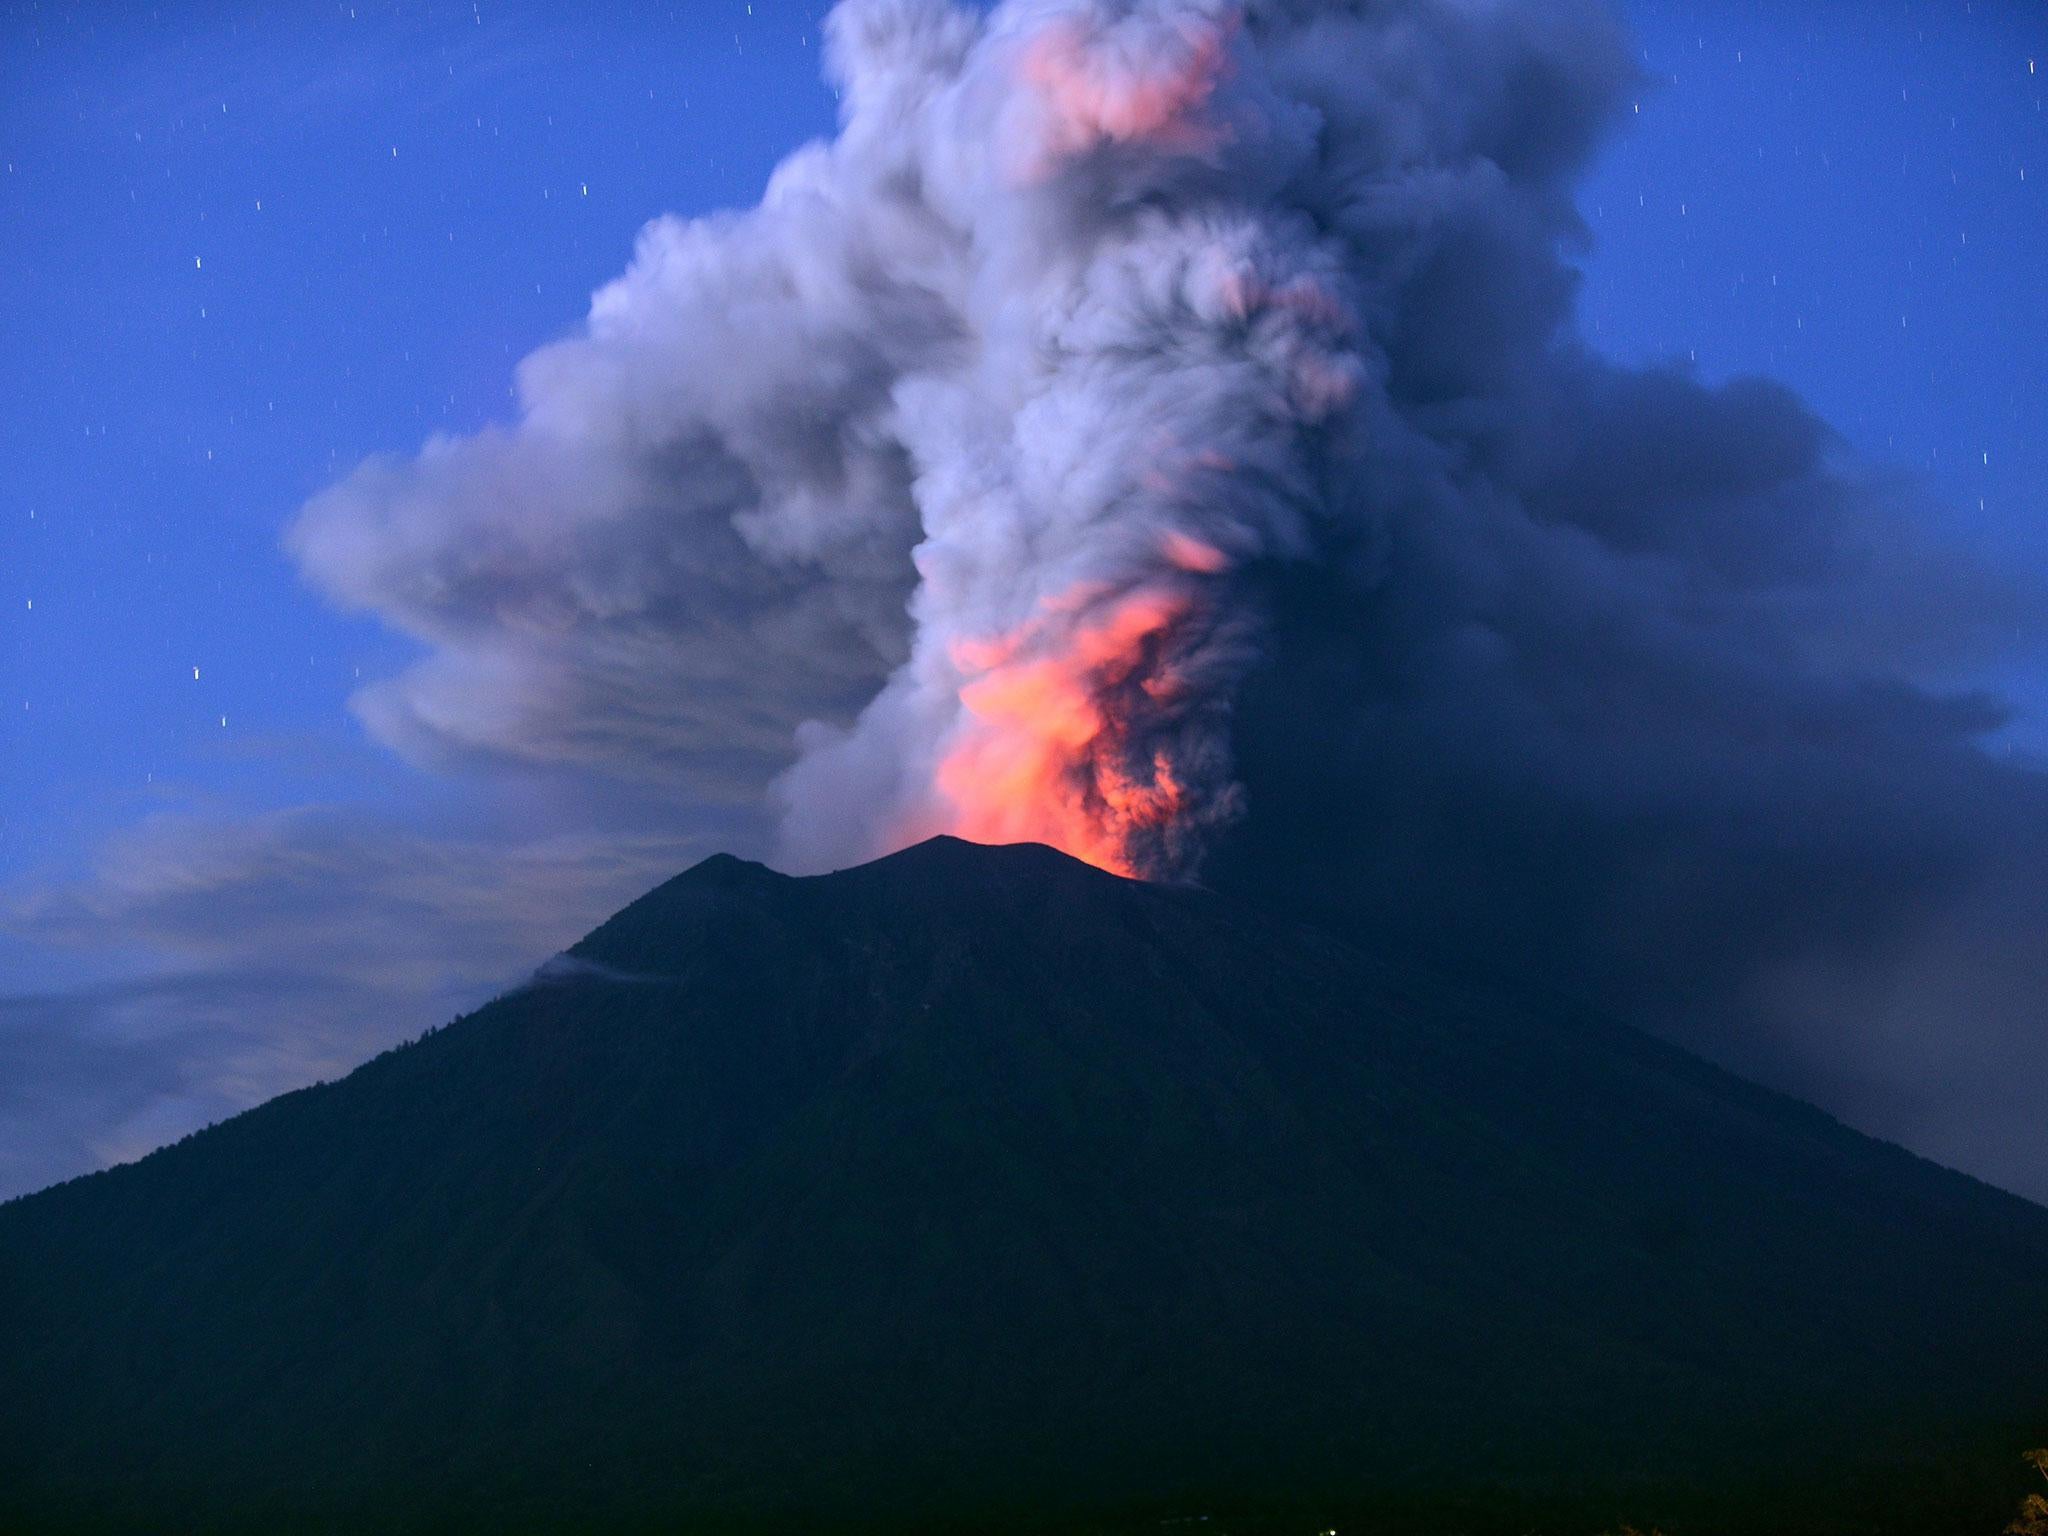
(0, 811), (697, 1200)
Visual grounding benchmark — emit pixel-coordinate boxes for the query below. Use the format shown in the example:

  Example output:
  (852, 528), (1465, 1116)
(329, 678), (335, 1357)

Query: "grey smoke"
(289, 0), (2048, 1199)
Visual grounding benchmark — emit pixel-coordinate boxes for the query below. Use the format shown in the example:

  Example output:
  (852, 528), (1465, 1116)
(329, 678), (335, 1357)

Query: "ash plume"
(290, 0), (2048, 1198)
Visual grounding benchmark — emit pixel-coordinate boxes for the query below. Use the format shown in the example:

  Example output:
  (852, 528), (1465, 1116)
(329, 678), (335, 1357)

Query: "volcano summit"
(2, 838), (2043, 1534)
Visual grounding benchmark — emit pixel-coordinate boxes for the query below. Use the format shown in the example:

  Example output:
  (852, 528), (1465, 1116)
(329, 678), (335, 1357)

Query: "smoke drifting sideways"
(290, 0), (2048, 1196)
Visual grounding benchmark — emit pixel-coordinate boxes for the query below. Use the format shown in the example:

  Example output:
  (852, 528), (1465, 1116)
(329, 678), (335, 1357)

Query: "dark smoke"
(290, 0), (2048, 1198)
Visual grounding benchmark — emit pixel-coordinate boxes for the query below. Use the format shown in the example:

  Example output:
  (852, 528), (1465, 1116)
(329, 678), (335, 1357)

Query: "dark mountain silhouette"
(1, 837), (2043, 1535)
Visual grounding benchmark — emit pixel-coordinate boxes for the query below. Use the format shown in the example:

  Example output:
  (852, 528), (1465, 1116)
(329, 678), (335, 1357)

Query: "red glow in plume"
(931, 578), (1208, 879)
(1016, 11), (1236, 177)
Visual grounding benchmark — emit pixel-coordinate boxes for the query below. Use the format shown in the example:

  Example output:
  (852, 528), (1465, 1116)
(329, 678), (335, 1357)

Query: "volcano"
(2, 837), (2043, 1534)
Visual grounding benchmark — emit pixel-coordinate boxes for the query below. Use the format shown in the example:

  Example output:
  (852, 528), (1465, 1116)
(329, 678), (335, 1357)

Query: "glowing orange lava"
(932, 586), (1200, 877)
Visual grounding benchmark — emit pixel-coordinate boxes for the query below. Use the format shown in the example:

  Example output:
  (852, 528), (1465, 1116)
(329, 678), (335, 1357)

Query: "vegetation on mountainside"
(2009, 1450), (2048, 1536)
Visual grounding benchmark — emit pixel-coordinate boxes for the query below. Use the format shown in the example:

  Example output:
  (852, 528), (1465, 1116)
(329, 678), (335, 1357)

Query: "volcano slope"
(2, 836), (2044, 1534)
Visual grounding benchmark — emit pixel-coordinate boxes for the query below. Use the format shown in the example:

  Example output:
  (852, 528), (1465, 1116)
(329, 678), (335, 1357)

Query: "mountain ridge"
(1, 836), (2043, 1534)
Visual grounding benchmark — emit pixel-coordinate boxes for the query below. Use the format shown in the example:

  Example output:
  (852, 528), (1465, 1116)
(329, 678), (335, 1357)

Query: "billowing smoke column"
(774, 0), (1386, 880)
(765, 0), (1643, 883)
(291, 0), (2048, 1191)
(294, 0), (1621, 884)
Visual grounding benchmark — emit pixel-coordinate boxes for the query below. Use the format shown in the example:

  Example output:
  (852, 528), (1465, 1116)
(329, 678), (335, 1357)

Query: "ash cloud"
(291, 0), (2048, 1199)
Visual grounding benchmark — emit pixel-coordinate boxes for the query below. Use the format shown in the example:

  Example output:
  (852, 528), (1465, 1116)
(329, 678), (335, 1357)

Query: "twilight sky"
(1, 0), (2043, 1204)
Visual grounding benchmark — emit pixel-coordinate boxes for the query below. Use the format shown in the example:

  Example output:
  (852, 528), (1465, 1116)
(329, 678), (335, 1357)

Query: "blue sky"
(1582, 2), (2044, 682)
(2, 3), (843, 895)
(1, 0), (2043, 1200)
